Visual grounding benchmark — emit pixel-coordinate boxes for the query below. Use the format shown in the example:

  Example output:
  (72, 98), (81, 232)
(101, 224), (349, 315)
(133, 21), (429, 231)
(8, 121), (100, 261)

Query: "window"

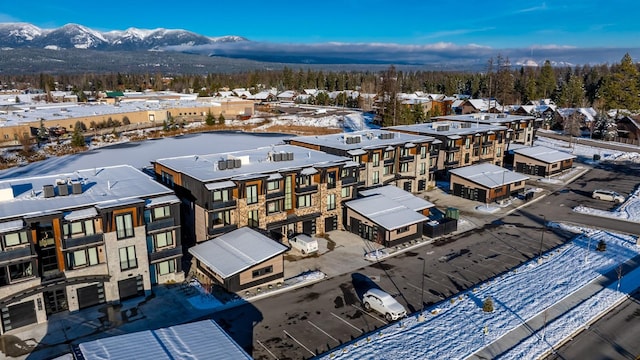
(327, 171), (337, 189)
(341, 187), (351, 198)
(464, 153), (470, 164)
(351, 155), (360, 163)
(297, 194), (312, 208)
(154, 231), (173, 249)
(420, 163), (426, 175)
(115, 213), (134, 239)
(267, 180), (280, 191)
(246, 184), (258, 204)
(514, 181), (522, 186)
(213, 189), (230, 202)
(551, 163), (559, 168)
(161, 171), (174, 187)
(157, 259), (176, 275)
(327, 194), (336, 210)
(383, 165), (393, 175)
(497, 147), (502, 157)
(284, 176), (293, 210)
(67, 247), (99, 269)
(4, 231), (28, 247)
(384, 150), (393, 159)
(153, 206), (170, 219)
(212, 210), (231, 227)
(296, 175), (311, 187)
(248, 210), (259, 228)
(63, 219), (95, 239)
(396, 226), (411, 234)
(401, 148), (410, 157)
(447, 140), (456, 148)
(400, 162), (409, 173)
(447, 153), (455, 163)
(420, 146), (427, 159)
(465, 138), (471, 149)
(119, 246), (137, 270)
(8, 261), (33, 281)
(267, 200), (281, 214)
(372, 171), (380, 185)
(372, 152), (380, 166)
(252, 265), (273, 278)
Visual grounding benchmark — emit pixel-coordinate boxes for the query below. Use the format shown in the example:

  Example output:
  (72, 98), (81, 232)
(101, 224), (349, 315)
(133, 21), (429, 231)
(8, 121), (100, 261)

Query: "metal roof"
(449, 163), (529, 189)
(345, 188), (429, 231)
(513, 146), (577, 164)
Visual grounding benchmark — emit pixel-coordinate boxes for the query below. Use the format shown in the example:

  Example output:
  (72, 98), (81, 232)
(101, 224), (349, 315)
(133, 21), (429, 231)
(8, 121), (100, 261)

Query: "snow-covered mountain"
(0, 22), (247, 50)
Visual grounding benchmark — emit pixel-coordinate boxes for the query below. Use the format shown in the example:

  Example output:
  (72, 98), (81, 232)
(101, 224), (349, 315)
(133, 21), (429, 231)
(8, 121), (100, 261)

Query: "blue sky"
(0, 0), (638, 48)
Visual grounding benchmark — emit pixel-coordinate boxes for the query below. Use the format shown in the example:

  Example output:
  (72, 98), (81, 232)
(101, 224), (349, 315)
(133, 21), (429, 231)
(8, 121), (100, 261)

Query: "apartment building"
(287, 129), (441, 193)
(0, 165), (183, 334)
(386, 122), (508, 176)
(433, 113), (536, 146)
(152, 144), (357, 244)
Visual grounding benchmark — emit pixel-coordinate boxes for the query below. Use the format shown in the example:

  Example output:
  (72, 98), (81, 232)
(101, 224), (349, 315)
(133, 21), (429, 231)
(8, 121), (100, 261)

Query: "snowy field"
(574, 186), (640, 222)
(317, 224), (640, 360)
(534, 135), (640, 163)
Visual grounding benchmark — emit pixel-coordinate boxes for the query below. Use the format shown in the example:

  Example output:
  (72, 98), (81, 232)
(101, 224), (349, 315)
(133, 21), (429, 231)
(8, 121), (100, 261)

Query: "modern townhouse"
(0, 165), (183, 334)
(152, 144), (357, 244)
(433, 113), (536, 146)
(287, 129), (441, 193)
(386, 122), (508, 177)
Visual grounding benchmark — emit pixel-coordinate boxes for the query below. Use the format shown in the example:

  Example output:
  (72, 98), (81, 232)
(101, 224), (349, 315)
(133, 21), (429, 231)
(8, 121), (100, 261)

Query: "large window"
(252, 265), (273, 278)
(327, 171), (337, 189)
(297, 194), (312, 208)
(161, 171), (174, 187)
(327, 194), (336, 211)
(401, 148), (410, 157)
(115, 213), (134, 239)
(153, 206), (170, 219)
(63, 219), (95, 239)
(157, 259), (176, 276)
(154, 231), (173, 249)
(267, 200), (282, 214)
(3, 231), (28, 247)
(267, 180), (280, 191)
(119, 246), (137, 270)
(372, 171), (380, 185)
(213, 189), (230, 202)
(8, 261), (33, 282)
(372, 152), (380, 166)
(400, 162), (409, 173)
(284, 176), (293, 210)
(246, 185), (258, 204)
(296, 175), (311, 187)
(384, 150), (393, 159)
(67, 247), (99, 269)
(420, 163), (426, 175)
(212, 210), (231, 227)
(383, 165), (393, 175)
(248, 210), (259, 228)
(420, 146), (427, 159)
(341, 187), (351, 198)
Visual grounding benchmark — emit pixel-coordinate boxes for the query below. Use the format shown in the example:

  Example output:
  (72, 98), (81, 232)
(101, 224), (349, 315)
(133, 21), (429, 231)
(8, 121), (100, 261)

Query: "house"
(616, 116), (640, 144)
(432, 113), (536, 146)
(512, 146), (576, 177)
(152, 144), (356, 244)
(386, 122), (508, 176)
(189, 227), (288, 292)
(553, 107), (597, 135)
(456, 99), (501, 114)
(0, 165), (183, 335)
(287, 129), (441, 193)
(449, 163), (529, 203)
(277, 90), (297, 103)
(343, 185), (432, 247)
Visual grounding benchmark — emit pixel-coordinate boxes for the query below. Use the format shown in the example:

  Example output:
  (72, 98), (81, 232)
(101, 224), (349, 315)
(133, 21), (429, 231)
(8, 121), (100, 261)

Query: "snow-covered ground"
(317, 224), (640, 360)
(534, 136), (640, 163)
(574, 186), (640, 222)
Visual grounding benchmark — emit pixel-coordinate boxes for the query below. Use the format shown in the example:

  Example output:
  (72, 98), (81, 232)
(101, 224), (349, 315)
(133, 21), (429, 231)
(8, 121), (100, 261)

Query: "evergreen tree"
(205, 111), (215, 126)
(601, 53), (640, 116)
(71, 121), (85, 148)
(538, 60), (556, 99)
(218, 113), (225, 124)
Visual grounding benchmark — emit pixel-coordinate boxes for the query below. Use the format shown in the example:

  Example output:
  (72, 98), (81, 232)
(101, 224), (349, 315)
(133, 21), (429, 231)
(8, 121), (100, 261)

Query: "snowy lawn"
(317, 224), (640, 360)
(535, 136), (640, 163)
(574, 186), (640, 222)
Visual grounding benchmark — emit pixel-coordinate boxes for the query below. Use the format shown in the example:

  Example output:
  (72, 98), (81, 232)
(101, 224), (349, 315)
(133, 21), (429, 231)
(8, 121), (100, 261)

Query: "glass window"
(63, 219), (95, 238)
(252, 265), (273, 278)
(297, 194), (312, 208)
(161, 171), (174, 187)
(284, 176), (293, 210)
(400, 162), (409, 173)
(119, 246), (137, 270)
(4, 231), (28, 247)
(401, 148), (410, 157)
(267, 180), (280, 191)
(8, 261), (33, 281)
(372, 152), (380, 166)
(212, 210), (231, 227)
(267, 200), (281, 214)
(248, 210), (259, 228)
(153, 206), (170, 219)
(420, 163), (426, 175)
(157, 259), (176, 275)
(372, 171), (380, 184)
(327, 194), (336, 210)
(384, 150), (393, 159)
(420, 146), (427, 159)
(213, 189), (230, 202)
(115, 213), (134, 239)
(341, 187), (351, 198)
(155, 231), (173, 248)
(296, 175), (311, 187)
(383, 165), (393, 175)
(327, 171), (337, 189)
(246, 185), (258, 204)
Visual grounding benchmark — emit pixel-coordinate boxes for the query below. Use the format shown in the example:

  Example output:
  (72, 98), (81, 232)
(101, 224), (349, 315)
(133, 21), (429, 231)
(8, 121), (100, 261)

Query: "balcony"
(445, 160), (459, 167)
(295, 184), (318, 194)
(266, 191), (285, 200)
(149, 246), (183, 263)
(446, 146), (460, 152)
(0, 245), (34, 264)
(383, 158), (395, 165)
(209, 199), (237, 210)
(146, 217), (176, 232)
(62, 233), (104, 250)
(208, 224), (238, 237)
(400, 156), (414, 162)
(342, 176), (357, 186)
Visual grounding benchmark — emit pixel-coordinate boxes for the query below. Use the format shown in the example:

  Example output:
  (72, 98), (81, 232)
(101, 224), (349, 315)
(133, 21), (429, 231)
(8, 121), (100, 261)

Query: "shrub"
(597, 240), (607, 252)
(483, 297), (494, 313)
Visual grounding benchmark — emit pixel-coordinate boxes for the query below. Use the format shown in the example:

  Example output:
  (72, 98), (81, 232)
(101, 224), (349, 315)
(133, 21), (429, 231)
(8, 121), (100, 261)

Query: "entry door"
(44, 289), (68, 315)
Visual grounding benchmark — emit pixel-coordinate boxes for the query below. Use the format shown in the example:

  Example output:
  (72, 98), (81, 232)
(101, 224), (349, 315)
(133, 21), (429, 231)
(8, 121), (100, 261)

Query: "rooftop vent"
(497, 113), (507, 118)
(43, 184), (55, 198)
(460, 122), (471, 128)
(271, 152), (294, 162)
(482, 114), (491, 120)
(345, 135), (362, 144)
(437, 124), (450, 132)
(218, 158), (242, 170)
(58, 183), (69, 196)
(72, 182), (82, 195)
(378, 133), (395, 140)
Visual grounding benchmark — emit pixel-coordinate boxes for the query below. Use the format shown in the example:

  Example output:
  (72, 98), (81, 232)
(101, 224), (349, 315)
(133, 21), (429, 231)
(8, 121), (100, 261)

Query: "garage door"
(118, 276), (144, 301)
(77, 284), (105, 310)
(302, 220), (316, 235)
(324, 216), (337, 233)
(2, 300), (37, 332)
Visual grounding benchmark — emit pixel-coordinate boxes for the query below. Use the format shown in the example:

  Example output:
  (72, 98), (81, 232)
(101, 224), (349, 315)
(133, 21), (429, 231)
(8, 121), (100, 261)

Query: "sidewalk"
(469, 255), (640, 359)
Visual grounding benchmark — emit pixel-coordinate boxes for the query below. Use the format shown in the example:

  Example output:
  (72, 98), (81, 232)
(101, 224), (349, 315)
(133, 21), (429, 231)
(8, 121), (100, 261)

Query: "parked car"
(362, 288), (407, 321)
(288, 234), (318, 255)
(592, 189), (625, 203)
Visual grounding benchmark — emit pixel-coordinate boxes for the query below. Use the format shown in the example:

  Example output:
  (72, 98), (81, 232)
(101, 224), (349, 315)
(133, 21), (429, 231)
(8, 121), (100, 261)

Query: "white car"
(592, 189), (625, 203)
(362, 288), (407, 321)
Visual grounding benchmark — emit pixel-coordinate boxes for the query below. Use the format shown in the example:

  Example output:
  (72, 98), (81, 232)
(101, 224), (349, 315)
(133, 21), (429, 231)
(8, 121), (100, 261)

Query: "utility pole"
(538, 215), (546, 263)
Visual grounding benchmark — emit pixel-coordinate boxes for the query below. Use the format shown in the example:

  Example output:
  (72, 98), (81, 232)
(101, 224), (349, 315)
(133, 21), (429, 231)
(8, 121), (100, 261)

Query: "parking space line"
(307, 320), (340, 345)
(330, 312), (362, 332)
(256, 339), (279, 360)
(437, 269), (472, 286)
(486, 248), (524, 262)
(350, 304), (388, 325)
(283, 329), (315, 357)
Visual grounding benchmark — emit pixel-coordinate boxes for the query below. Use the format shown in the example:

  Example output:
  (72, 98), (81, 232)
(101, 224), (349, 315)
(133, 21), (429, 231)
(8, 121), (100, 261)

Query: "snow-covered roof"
(188, 227), (288, 278)
(513, 145), (577, 164)
(556, 107), (597, 122)
(154, 144), (351, 183)
(466, 99), (501, 111)
(433, 113), (535, 125)
(387, 122), (506, 137)
(359, 185), (434, 212)
(346, 194), (428, 231)
(79, 319), (252, 360)
(449, 163), (529, 189)
(0, 165), (173, 221)
(291, 129), (439, 151)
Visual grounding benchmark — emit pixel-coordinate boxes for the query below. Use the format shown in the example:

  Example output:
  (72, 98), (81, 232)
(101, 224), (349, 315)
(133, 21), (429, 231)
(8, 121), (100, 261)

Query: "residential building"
(512, 146), (576, 177)
(386, 122), (508, 176)
(0, 165), (183, 334)
(287, 130), (441, 193)
(152, 144), (357, 244)
(343, 185), (433, 247)
(449, 163), (529, 203)
(433, 113), (536, 146)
